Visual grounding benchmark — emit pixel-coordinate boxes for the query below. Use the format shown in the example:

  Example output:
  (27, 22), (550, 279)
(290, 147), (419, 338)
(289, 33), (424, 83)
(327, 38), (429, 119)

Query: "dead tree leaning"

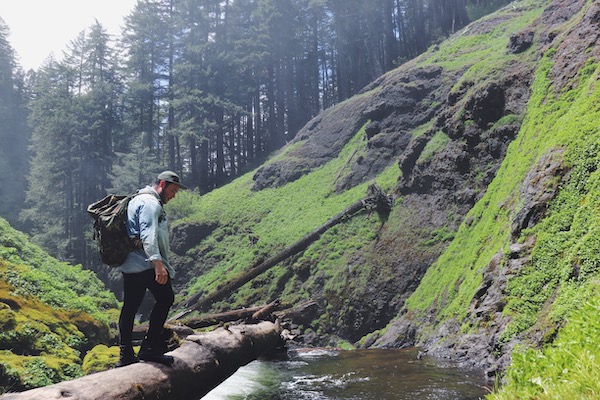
(169, 184), (393, 322)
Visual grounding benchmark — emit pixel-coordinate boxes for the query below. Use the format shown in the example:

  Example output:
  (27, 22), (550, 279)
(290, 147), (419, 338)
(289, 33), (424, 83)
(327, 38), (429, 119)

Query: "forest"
(0, 0), (509, 271)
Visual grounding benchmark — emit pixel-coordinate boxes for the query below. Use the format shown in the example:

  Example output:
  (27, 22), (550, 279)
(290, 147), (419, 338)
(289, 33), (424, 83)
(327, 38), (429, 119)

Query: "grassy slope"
(170, 126), (400, 315)
(488, 62), (600, 398)
(168, 1), (600, 397)
(0, 217), (118, 392)
(400, 6), (600, 399)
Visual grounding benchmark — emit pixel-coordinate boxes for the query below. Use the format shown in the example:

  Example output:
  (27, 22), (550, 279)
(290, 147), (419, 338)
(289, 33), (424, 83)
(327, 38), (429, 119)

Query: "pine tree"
(121, 0), (173, 161)
(0, 18), (30, 229)
(22, 22), (122, 266)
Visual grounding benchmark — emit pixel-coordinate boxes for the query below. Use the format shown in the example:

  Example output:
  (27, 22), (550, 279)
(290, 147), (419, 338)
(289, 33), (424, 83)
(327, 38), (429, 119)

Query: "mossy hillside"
(399, 26), (600, 398)
(489, 283), (600, 400)
(0, 218), (119, 392)
(404, 41), (599, 322)
(421, 0), (545, 78)
(0, 270), (106, 391)
(169, 125), (400, 316)
(380, 0), (554, 326)
(488, 64), (600, 398)
(0, 218), (118, 321)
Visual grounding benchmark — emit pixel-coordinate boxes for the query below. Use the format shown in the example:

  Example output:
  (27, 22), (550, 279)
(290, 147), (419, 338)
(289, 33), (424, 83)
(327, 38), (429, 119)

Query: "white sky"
(1, 0), (138, 71)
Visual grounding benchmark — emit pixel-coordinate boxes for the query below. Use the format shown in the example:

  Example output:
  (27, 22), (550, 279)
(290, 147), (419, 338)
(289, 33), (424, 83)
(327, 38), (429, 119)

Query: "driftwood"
(0, 322), (282, 400)
(170, 184), (392, 322)
(273, 300), (318, 321)
(251, 299), (280, 320)
(183, 300), (281, 329)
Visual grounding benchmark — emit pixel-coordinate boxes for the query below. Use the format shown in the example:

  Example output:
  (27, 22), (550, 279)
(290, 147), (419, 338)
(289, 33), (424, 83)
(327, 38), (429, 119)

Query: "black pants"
(118, 269), (174, 348)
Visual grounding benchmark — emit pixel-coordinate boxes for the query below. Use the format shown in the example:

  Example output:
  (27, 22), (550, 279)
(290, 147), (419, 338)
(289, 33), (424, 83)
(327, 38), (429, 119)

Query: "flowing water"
(201, 348), (490, 400)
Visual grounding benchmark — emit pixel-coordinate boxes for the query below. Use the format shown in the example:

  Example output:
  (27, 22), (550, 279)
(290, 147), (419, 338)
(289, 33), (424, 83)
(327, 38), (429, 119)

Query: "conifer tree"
(0, 18), (30, 229)
(22, 22), (121, 266)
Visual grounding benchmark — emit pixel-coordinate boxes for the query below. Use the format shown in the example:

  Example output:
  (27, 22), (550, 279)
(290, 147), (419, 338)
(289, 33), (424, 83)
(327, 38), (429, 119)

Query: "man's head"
(154, 170), (187, 204)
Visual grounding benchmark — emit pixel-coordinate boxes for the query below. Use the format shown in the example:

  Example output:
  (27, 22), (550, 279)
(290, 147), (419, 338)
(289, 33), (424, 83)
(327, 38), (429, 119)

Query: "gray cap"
(157, 170), (188, 189)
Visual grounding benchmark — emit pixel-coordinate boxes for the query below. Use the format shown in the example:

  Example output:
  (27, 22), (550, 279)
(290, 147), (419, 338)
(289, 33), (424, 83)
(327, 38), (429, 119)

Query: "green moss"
(410, 120), (435, 138)
(0, 219), (119, 391)
(489, 284), (600, 400)
(82, 344), (122, 374)
(0, 303), (17, 331)
(0, 352), (83, 391)
(417, 130), (450, 165)
(335, 340), (356, 350)
(491, 114), (523, 130)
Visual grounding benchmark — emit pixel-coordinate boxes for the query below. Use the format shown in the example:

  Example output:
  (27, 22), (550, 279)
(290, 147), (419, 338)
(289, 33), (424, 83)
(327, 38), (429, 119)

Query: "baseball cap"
(157, 170), (188, 189)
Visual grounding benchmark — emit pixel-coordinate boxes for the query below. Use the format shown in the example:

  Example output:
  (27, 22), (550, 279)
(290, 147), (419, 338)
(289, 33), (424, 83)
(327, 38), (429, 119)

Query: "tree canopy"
(0, 0), (510, 268)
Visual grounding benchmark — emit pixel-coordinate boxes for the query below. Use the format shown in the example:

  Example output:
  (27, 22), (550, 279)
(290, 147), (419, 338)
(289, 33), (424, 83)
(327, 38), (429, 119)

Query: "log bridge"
(0, 321), (282, 400)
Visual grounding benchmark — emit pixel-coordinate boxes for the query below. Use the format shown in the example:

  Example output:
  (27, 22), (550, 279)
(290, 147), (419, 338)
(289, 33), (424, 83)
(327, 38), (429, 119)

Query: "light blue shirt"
(119, 186), (175, 278)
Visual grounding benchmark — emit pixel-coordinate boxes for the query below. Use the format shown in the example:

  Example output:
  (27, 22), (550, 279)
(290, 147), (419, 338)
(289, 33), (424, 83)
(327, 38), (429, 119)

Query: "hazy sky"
(1, 0), (138, 71)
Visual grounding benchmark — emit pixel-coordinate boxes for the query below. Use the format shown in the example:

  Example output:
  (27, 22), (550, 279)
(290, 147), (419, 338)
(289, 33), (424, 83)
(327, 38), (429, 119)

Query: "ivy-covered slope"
(165, 0), (599, 396)
(0, 217), (118, 392)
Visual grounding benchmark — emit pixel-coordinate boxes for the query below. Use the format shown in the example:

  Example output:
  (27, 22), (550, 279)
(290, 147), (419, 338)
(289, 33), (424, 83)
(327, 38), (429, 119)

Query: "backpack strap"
(134, 188), (163, 206)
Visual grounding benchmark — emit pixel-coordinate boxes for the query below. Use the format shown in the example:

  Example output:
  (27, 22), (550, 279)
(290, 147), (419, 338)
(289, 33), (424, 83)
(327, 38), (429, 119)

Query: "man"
(116, 170), (186, 367)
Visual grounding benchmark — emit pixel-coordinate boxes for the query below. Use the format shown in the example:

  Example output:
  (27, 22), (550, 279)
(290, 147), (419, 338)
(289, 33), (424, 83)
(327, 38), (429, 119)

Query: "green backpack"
(87, 194), (137, 267)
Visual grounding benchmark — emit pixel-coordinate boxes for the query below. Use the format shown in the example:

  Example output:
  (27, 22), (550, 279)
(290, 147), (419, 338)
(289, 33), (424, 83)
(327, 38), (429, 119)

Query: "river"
(201, 348), (490, 399)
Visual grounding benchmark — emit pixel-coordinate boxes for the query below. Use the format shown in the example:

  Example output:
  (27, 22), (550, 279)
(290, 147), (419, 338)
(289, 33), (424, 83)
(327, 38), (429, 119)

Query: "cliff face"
(170, 0), (600, 382)
(179, 1), (534, 324)
(374, 0), (600, 377)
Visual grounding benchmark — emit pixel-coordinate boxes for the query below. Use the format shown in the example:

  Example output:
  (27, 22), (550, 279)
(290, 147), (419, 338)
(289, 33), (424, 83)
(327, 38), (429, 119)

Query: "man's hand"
(152, 260), (169, 285)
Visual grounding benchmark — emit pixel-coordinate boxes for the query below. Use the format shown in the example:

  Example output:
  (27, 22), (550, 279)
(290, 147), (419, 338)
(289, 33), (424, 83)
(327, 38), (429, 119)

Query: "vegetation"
(0, 0), (597, 397)
(170, 126), (400, 316)
(81, 345), (123, 375)
(0, 217), (118, 392)
(489, 286), (600, 399)
(397, 18), (600, 399)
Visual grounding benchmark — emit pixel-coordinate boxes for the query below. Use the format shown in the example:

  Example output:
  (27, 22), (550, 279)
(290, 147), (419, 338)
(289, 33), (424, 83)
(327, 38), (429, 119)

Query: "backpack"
(87, 193), (136, 267)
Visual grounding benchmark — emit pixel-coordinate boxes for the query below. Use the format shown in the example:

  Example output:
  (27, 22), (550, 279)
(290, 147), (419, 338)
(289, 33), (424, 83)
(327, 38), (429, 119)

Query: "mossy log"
(170, 184), (393, 322)
(0, 321), (283, 400)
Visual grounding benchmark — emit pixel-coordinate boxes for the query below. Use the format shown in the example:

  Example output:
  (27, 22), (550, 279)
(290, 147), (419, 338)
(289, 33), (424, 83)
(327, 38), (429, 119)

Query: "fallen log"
(251, 299), (280, 320)
(0, 321), (283, 400)
(170, 184), (393, 322)
(273, 300), (318, 321)
(183, 300), (281, 329)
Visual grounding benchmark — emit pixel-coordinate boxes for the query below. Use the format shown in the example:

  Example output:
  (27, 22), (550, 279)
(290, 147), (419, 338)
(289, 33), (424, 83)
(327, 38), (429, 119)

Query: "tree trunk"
(167, 301), (280, 330)
(0, 322), (283, 400)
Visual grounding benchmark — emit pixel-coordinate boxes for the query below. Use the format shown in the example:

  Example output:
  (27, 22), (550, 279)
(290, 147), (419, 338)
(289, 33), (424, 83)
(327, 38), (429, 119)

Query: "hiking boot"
(115, 345), (139, 368)
(138, 347), (174, 365)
